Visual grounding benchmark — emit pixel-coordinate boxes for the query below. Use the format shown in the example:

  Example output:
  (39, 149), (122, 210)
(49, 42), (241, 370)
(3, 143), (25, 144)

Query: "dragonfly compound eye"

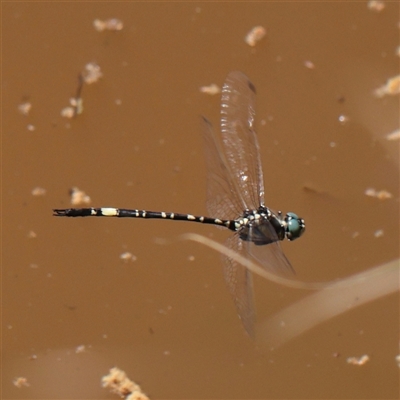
(285, 212), (305, 241)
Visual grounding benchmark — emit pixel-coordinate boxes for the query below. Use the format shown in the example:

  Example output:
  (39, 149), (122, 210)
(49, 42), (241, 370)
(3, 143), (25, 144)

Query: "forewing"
(220, 71), (265, 210)
(202, 117), (244, 220)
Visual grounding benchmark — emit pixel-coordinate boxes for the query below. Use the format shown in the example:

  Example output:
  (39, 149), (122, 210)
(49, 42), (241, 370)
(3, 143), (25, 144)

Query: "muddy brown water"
(3, 2), (399, 399)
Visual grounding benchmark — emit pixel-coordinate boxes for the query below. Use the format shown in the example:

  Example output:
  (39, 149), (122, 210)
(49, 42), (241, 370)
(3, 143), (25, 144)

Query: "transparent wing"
(223, 223), (294, 337)
(202, 117), (244, 220)
(223, 234), (256, 338)
(220, 71), (265, 210)
(245, 222), (295, 276)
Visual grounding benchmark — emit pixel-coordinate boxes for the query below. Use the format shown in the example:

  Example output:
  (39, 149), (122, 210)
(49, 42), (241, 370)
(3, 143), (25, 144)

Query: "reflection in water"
(179, 233), (399, 348)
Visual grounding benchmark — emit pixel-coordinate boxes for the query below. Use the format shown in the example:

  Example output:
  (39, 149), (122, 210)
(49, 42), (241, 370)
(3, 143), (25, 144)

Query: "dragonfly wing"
(220, 71), (265, 210)
(202, 117), (244, 220)
(222, 234), (256, 337)
(245, 222), (296, 276)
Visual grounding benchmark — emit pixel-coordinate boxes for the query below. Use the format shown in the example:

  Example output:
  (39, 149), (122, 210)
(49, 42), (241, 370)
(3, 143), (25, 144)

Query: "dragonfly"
(54, 71), (305, 337)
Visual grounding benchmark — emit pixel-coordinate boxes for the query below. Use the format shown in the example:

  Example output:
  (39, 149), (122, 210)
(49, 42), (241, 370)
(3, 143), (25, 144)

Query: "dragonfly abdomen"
(53, 207), (238, 230)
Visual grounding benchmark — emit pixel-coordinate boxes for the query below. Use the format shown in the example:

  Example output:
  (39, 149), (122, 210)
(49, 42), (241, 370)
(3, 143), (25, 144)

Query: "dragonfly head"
(284, 212), (305, 241)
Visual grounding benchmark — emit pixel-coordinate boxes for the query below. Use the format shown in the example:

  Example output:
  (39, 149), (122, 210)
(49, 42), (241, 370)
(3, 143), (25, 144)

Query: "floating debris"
(61, 106), (75, 119)
(303, 60), (315, 69)
(396, 354), (400, 368)
(31, 187), (46, 196)
(82, 62), (103, 84)
(27, 124), (36, 132)
(338, 115), (350, 125)
(13, 377), (30, 388)
(102, 367), (149, 400)
(75, 344), (87, 354)
(70, 97), (83, 114)
(27, 231), (37, 239)
(61, 96), (83, 118)
(199, 83), (221, 95)
(374, 229), (384, 238)
(374, 75), (400, 97)
(93, 18), (123, 32)
(367, 0), (385, 12)
(120, 252), (137, 262)
(70, 187), (91, 206)
(364, 188), (393, 200)
(61, 74), (84, 118)
(346, 354), (370, 365)
(245, 26), (266, 47)
(18, 102), (32, 116)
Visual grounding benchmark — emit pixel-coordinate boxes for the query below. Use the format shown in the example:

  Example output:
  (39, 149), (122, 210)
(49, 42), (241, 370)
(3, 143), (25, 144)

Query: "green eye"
(285, 212), (306, 240)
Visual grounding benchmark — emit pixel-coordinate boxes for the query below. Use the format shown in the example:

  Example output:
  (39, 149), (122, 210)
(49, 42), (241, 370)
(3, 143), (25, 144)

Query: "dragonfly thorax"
(234, 206), (305, 245)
